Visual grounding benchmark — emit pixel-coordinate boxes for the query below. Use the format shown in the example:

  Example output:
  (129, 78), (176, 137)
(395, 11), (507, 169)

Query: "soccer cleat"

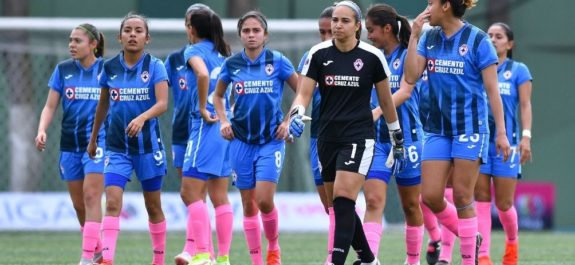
(426, 240), (441, 265)
(93, 251), (103, 264)
(475, 233), (483, 265)
(189, 253), (212, 265)
(351, 259), (361, 265)
(78, 257), (95, 265)
(404, 262), (421, 265)
(266, 249), (281, 265)
(99, 260), (113, 265)
(478, 256), (493, 265)
(436, 261), (450, 265)
(502, 242), (518, 265)
(359, 258), (380, 265)
(215, 255), (230, 265)
(174, 251), (192, 265)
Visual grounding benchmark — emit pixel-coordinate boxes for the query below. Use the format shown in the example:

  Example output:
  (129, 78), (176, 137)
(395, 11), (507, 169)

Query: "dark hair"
(185, 3), (212, 24)
(366, 4), (412, 48)
(237, 10), (268, 36)
(440, 0), (477, 18)
(188, 9), (231, 57)
(492, 22), (514, 58)
(335, 1), (362, 39)
(120, 12), (149, 35)
(319, 5), (335, 19)
(76, 23), (105, 58)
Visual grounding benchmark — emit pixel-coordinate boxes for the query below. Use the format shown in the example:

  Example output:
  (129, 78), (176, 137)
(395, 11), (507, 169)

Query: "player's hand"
(276, 120), (290, 140)
(412, 7), (431, 37)
(220, 120), (234, 140)
(385, 129), (406, 176)
(35, 131), (47, 152)
(519, 136), (532, 164)
(496, 132), (511, 162)
(87, 140), (98, 159)
(200, 108), (219, 124)
(126, 115), (147, 137)
(289, 105), (306, 138)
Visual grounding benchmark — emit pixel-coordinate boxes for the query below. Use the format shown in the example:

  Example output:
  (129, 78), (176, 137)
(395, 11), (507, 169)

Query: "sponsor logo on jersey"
(504, 70), (512, 80)
(459, 44), (468, 56)
(65, 87), (75, 100)
(499, 82), (512, 96)
(324, 75), (360, 87)
(141, 71), (150, 83)
(393, 58), (401, 70)
(353, 58), (364, 71)
(265, 63), (274, 76)
(234, 80), (275, 95)
(427, 58), (465, 75)
(178, 77), (187, 90)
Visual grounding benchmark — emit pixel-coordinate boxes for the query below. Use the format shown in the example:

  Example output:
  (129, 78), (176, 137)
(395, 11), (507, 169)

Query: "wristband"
(522, 129), (532, 139)
(387, 120), (400, 131)
(290, 105), (305, 118)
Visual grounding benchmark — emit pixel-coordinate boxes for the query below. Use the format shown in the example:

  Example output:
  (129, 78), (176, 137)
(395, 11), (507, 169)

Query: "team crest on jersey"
(141, 71), (150, 83)
(234, 81), (245, 95)
(459, 44), (469, 56)
(65, 87), (75, 100)
(354, 58), (364, 71)
(324, 75), (335, 86)
(265, 64), (274, 76)
(110, 88), (120, 101)
(427, 59), (435, 72)
(393, 58), (401, 70)
(178, 77), (187, 90)
(503, 70), (513, 80)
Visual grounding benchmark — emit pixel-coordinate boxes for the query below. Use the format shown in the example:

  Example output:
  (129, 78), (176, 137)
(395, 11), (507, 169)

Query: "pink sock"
(243, 214), (263, 265)
(498, 206), (518, 243)
(82, 222), (101, 259)
(208, 212), (215, 259)
(363, 222), (383, 257)
(476, 201), (492, 257)
(187, 201), (210, 253)
(216, 204), (234, 256)
(101, 216), (120, 262)
(435, 201), (459, 236)
(458, 217), (478, 265)
(421, 197), (441, 242)
(261, 207), (280, 251)
(327, 207), (335, 263)
(439, 188), (456, 262)
(405, 225), (424, 264)
(183, 208), (196, 255)
(149, 220), (166, 265)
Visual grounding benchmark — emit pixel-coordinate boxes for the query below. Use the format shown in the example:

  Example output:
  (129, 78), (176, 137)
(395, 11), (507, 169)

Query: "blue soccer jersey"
(370, 46), (423, 144)
(297, 51), (321, 138)
(418, 70), (430, 128)
(219, 48), (295, 144)
(165, 45), (191, 146)
(48, 58), (106, 152)
(417, 23), (498, 136)
(184, 40), (229, 119)
(99, 52), (168, 154)
(488, 59), (532, 145)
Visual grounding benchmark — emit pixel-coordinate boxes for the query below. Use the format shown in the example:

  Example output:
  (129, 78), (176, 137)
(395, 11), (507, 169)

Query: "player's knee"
(421, 194), (443, 212)
(83, 189), (102, 209)
(144, 200), (164, 218)
(243, 201), (259, 217)
(495, 198), (513, 212)
(401, 200), (420, 217)
(474, 188), (491, 202)
(452, 189), (474, 209)
(365, 193), (386, 212)
(256, 198), (274, 213)
(105, 198), (122, 215)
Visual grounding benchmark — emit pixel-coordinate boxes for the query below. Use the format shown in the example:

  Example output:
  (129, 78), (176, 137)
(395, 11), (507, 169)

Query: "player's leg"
(81, 147), (105, 264)
(437, 185), (456, 264)
(493, 176), (519, 265)
(207, 177), (233, 264)
(180, 172), (211, 263)
(397, 157), (424, 265)
(475, 173), (493, 265)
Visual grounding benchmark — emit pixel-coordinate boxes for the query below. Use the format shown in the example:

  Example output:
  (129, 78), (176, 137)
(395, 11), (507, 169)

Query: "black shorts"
(317, 139), (375, 182)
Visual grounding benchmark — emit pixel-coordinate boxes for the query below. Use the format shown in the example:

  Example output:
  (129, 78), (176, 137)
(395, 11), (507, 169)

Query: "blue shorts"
(480, 143), (520, 178)
(103, 150), (167, 182)
(367, 141), (422, 186)
(422, 133), (488, 163)
(171, 144), (187, 168)
(182, 118), (231, 177)
(59, 146), (105, 181)
(229, 139), (285, 190)
(310, 138), (323, 186)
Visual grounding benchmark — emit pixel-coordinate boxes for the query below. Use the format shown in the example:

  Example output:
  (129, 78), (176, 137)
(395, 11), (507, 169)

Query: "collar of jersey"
(240, 47), (268, 64)
(74, 57), (101, 72)
(497, 58), (510, 73)
(384, 44), (402, 62)
(439, 21), (469, 41)
(119, 51), (148, 71)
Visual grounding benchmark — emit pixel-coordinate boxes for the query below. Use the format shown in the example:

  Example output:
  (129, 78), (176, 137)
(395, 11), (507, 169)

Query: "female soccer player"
(296, 5), (335, 263)
(404, 1), (511, 264)
(361, 4), (424, 264)
(35, 23), (105, 265)
(175, 6), (234, 265)
(213, 10), (298, 265)
(87, 13), (169, 265)
(289, 2), (404, 264)
(474, 22), (532, 265)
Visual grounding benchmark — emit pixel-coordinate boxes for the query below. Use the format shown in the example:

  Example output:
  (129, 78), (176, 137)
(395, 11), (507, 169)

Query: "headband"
(336, 1), (362, 20)
(77, 25), (98, 40)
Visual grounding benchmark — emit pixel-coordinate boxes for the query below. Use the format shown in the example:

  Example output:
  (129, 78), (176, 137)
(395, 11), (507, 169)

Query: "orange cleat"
(502, 242), (518, 265)
(266, 249), (281, 265)
(478, 255), (493, 265)
(99, 260), (113, 265)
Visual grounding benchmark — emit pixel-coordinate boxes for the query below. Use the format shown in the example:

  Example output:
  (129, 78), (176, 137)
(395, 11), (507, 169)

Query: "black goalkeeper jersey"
(301, 40), (390, 142)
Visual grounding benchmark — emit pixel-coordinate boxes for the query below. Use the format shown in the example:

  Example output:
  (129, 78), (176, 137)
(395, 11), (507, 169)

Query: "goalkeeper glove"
(289, 105), (306, 138)
(385, 121), (406, 176)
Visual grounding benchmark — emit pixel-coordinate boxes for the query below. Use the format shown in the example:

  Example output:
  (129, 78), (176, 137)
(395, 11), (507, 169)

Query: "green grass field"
(1, 230), (574, 265)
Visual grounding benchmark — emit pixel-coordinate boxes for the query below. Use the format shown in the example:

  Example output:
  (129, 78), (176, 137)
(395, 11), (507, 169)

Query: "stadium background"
(0, 0), (573, 230)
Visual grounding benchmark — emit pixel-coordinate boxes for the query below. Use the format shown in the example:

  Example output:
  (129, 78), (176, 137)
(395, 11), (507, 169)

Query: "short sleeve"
(417, 30), (429, 58)
(297, 51), (309, 73)
(302, 51), (319, 82)
(218, 59), (232, 84)
(278, 54), (295, 81)
(47, 66), (62, 93)
(515, 62), (533, 87)
(98, 67), (109, 88)
(164, 56), (172, 86)
(152, 60), (169, 85)
(475, 37), (498, 71)
(184, 45), (201, 66)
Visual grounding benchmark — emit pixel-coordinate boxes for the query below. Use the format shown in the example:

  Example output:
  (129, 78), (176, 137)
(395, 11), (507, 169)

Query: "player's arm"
(35, 90), (61, 151)
(287, 75), (316, 138)
(374, 78), (398, 125)
(482, 64), (511, 160)
(88, 88), (110, 158)
(404, 9), (430, 85)
(518, 80), (533, 163)
(372, 76), (417, 121)
(189, 56), (218, 123)
(276, 72), (300, 140)
(375, 78), (406, 171)
(126, 80), (169, 137)
(214, 79), (234, 140)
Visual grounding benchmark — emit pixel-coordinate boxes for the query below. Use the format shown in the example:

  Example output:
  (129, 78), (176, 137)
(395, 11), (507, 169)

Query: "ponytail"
(209, 12), (231, 57)
(396, 15), (411, 48)
(188, 8), (231, 57)
(366, 4), (411, 48)
(76, 23), (105, 57)
(95, 32), (105, 57)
